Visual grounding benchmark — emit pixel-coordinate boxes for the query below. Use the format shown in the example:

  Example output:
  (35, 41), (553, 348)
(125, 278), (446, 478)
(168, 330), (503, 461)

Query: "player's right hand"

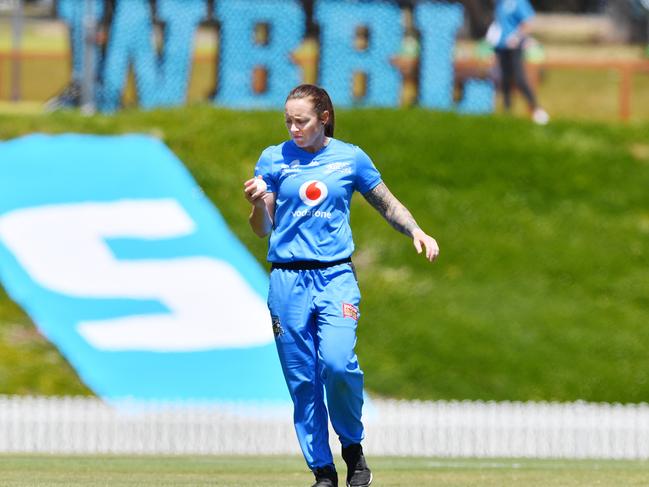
(243, 176), (268, 208)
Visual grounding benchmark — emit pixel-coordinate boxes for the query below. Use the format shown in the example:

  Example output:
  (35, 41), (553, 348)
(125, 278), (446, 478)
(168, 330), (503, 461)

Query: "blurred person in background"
(243, 84), (439, 487)
(487, 0), (550, 124)
(45, 0), (113, 111)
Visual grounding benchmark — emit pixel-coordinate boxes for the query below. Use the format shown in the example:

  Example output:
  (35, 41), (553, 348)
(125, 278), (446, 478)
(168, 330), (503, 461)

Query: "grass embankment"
(0, 107), (648, 402)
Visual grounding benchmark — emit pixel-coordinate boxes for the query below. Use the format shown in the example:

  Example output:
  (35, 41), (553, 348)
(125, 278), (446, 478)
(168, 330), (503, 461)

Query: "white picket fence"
(1, 395), (649, 458)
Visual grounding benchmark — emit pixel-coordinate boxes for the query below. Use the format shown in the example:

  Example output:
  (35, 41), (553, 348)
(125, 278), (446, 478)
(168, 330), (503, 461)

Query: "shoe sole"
(347, 472), (372, 487)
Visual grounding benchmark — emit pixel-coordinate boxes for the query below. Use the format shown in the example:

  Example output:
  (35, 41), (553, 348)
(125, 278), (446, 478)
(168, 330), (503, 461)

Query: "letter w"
(100, 0), (206, 111)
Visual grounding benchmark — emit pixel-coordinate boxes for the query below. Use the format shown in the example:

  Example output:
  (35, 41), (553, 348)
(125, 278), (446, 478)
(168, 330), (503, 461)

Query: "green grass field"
(0, 455), (648, 486)
(0, 106), (648, 403)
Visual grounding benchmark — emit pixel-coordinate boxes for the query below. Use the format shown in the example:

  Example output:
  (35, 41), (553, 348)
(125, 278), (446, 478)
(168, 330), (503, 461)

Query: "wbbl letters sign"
(57, 0), (494, 113)
(0, 134), (289, 402)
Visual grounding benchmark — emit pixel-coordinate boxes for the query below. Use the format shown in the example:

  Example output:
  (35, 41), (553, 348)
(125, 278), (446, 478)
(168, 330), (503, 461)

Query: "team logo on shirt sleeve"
(299, 180), (328, 207)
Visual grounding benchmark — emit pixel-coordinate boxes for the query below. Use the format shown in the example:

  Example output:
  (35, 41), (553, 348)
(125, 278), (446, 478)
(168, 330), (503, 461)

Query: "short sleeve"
(517, 0), (535, 23)
(253, 147), (277, 193)
(354, 146), (382, 195)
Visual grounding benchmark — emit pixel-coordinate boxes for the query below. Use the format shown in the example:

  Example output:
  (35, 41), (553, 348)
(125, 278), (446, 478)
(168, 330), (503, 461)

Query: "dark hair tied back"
(286, 84), (335, 137)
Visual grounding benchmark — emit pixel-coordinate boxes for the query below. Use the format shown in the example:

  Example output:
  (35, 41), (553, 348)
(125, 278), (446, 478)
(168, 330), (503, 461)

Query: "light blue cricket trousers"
(268, 262), (365, 470)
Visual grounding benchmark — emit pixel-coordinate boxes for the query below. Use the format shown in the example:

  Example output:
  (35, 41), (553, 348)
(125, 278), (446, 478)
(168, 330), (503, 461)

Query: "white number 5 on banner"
(0, 199), (272, 352)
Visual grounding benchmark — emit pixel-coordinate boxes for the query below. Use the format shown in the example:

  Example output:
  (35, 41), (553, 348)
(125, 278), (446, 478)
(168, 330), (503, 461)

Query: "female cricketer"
(243, 84), (439, 487)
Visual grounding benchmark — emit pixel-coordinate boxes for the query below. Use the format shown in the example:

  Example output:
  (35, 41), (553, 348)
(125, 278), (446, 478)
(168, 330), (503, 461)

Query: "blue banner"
(0, 134), (289, 403)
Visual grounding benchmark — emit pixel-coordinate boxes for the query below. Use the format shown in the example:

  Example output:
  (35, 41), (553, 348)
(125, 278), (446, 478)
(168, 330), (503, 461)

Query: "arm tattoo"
(363, 182), (420, 237)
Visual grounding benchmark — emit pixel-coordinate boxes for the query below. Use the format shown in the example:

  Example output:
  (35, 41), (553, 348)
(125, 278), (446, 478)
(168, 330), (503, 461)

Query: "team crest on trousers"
(342, 303), (359, 321)
(271, 315), (285, 338)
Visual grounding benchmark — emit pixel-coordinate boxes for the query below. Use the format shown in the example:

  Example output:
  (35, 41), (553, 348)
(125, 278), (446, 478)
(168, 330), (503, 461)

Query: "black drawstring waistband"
(271, 257), (352, 271)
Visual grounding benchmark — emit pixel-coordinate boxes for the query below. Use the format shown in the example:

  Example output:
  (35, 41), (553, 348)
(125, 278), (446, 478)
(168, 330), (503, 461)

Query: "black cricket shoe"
(311, 465), (338, 487)
(341, 444), (372, 487)
(44, 81), (82, 112)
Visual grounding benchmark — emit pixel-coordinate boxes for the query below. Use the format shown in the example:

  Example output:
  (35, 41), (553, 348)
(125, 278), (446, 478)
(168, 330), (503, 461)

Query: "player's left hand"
(412, 228), (439, 262)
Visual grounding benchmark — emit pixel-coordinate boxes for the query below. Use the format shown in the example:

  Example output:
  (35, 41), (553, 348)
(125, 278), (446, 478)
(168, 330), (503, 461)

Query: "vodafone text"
(291, 209), (332, 219)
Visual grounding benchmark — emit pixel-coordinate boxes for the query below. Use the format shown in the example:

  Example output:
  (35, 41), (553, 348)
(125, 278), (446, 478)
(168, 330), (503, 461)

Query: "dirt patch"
(630, 143), (649, 162)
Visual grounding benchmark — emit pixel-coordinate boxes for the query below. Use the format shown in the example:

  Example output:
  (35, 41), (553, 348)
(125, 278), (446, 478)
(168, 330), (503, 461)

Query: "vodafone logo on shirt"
(299, 180), (328, 207)
(293, 180), (331, 219)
